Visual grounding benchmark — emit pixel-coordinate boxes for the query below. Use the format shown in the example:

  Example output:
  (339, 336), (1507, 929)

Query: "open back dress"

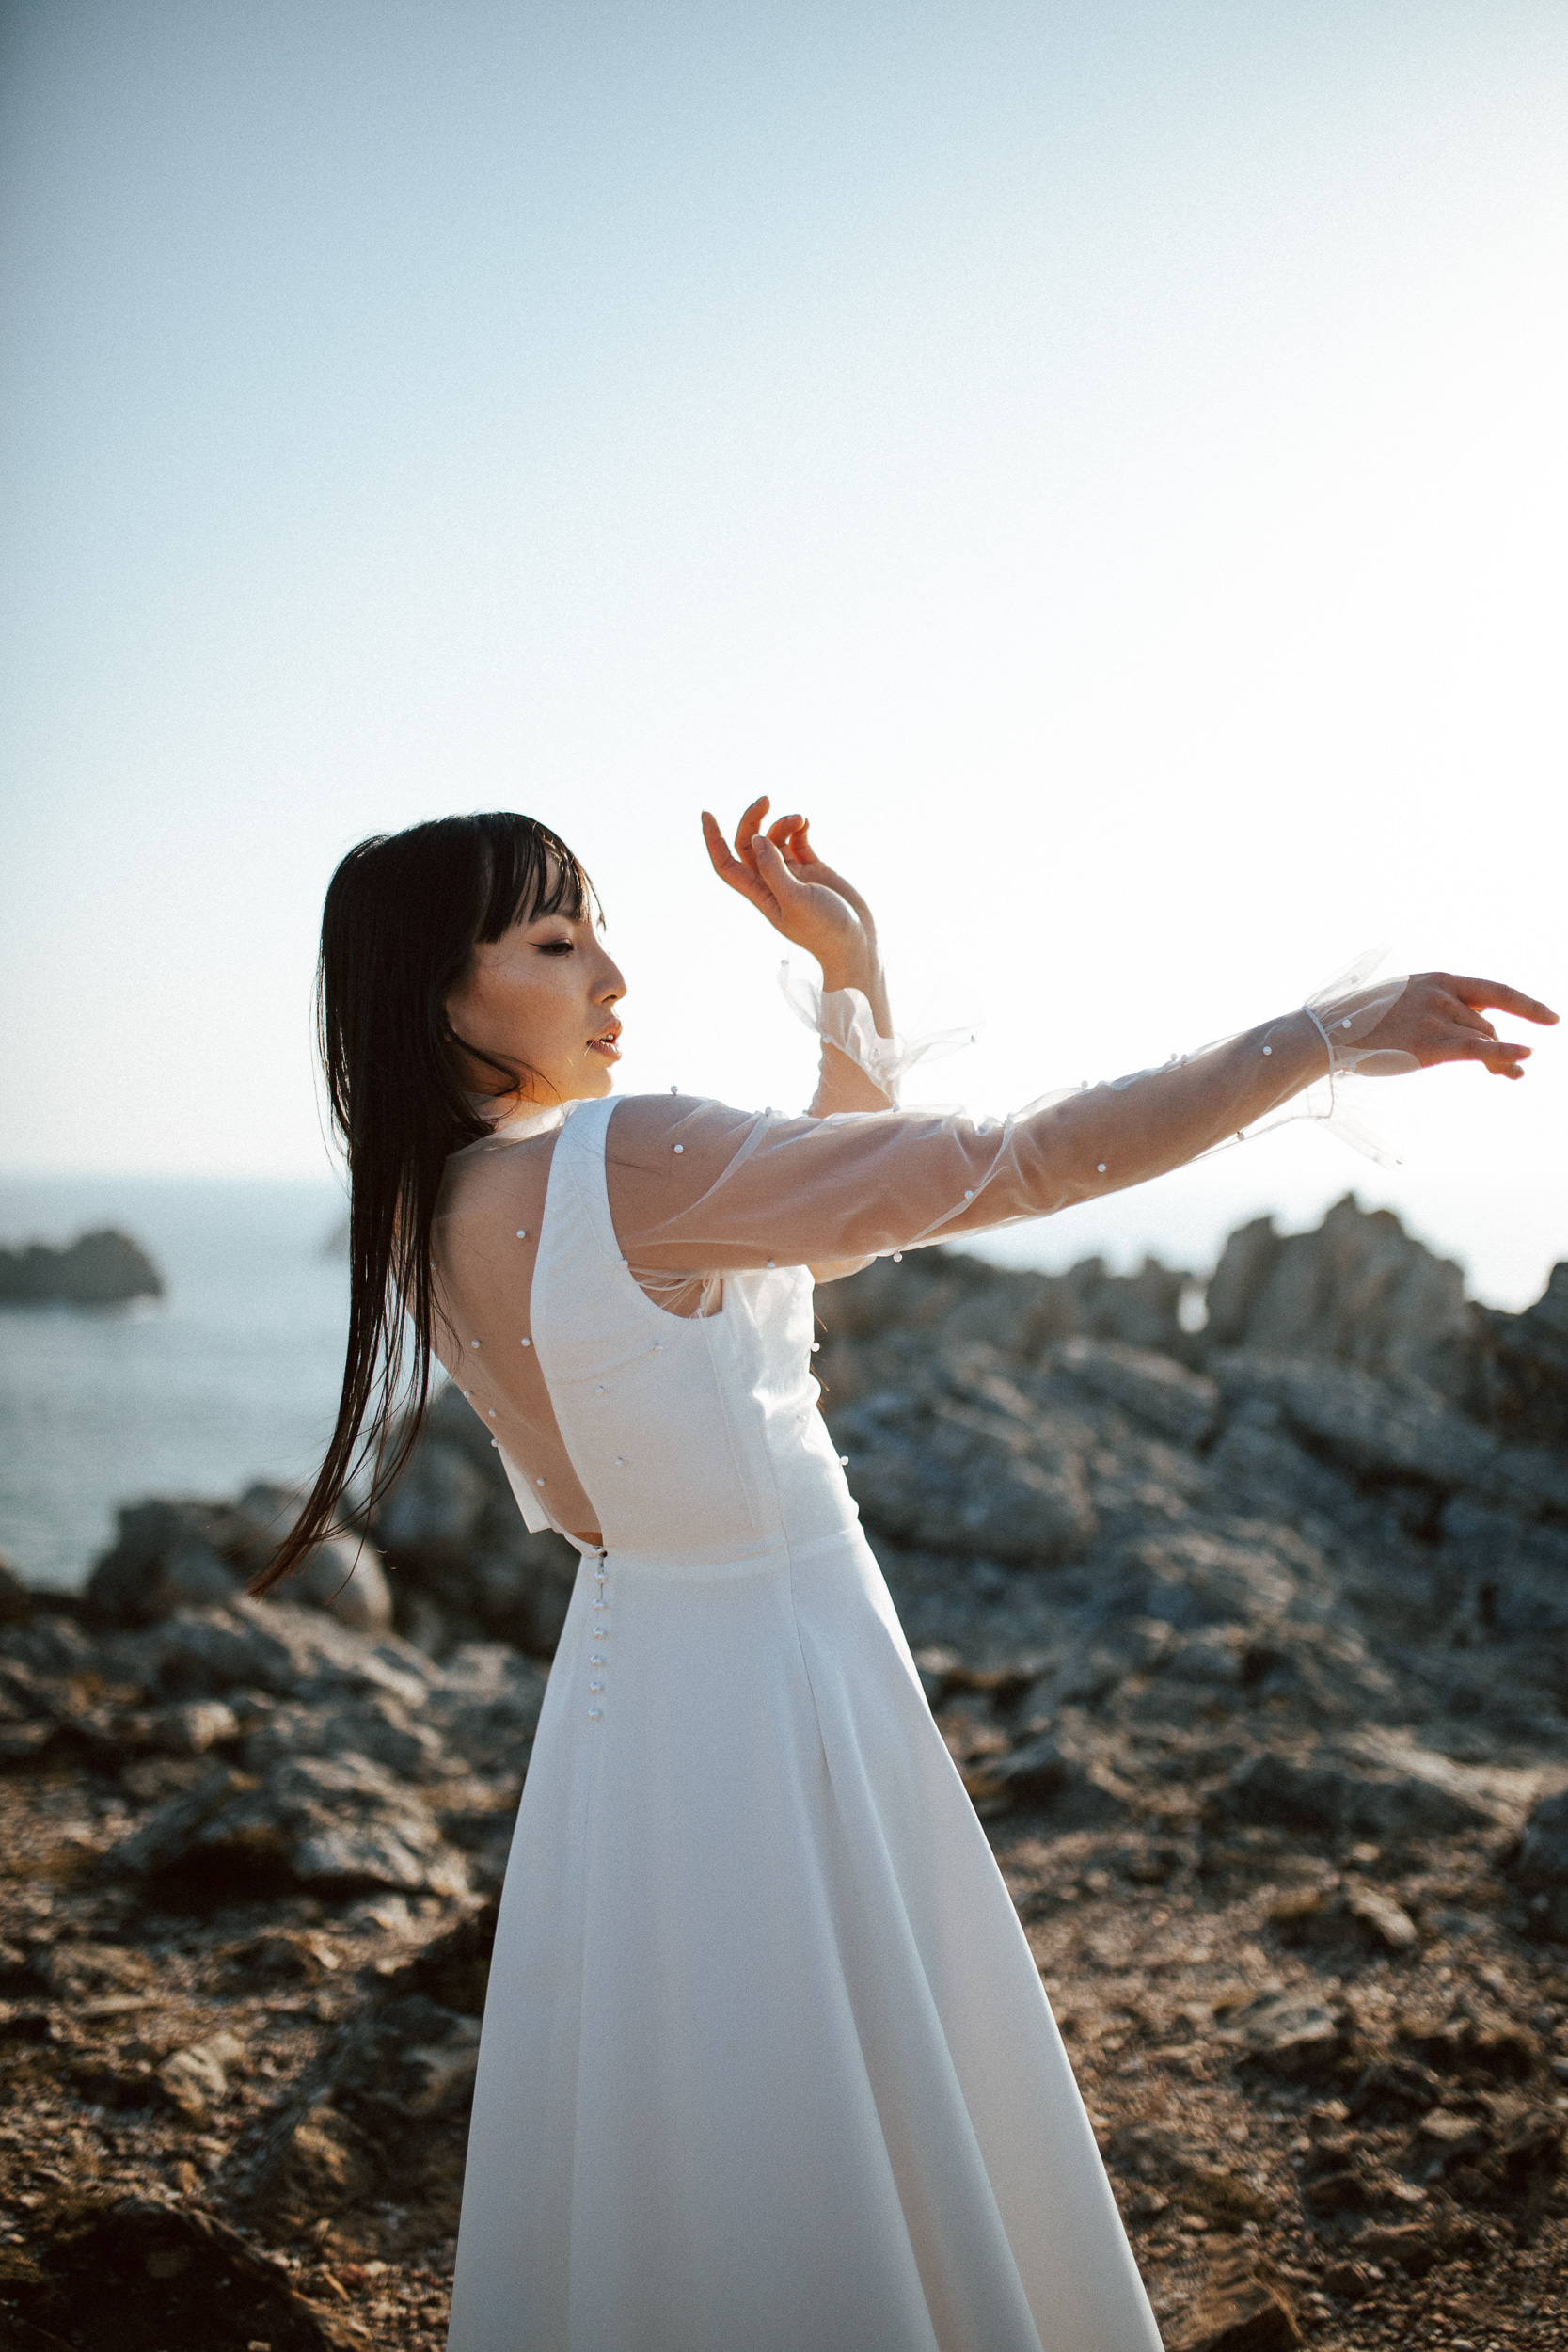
(436, 962), (1408, 2352)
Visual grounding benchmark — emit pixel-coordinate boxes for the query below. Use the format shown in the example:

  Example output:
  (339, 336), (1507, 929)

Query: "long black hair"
(250, 812), (595, 1597)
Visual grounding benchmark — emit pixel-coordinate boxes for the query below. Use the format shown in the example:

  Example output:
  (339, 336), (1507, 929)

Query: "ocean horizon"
(0, 1174), (351, 1591)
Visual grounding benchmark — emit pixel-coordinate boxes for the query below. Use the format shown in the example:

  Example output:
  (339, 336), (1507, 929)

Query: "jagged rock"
(393, 1897), (499, 2017)
(832, 1346), (1096, 1564)
(1348, 2057), (1445, 2121)
(1347, 2217), (1446, 2274)
(87, 1502), (247, 1625)
(327, 1993), (482, 2120)
(1397, 2004), (1538, 2078)
(87, 1490), (392, 1637)
(1468, 1263), (1568, 1445)
(240, 1688), (457, 1785)
(1051, 1338), (1219, 1447)
(1165, 2253), (1301, 2351)
(0, 1552), (32, 1627)
(1218, 1750), (1493, 1844)
(966, 1730), (1129, 1823)
(1344, 1884), (1420, 1953)
(217, 1927), (341, 1987)
(1438, 1502), (1568, 1642)
(155, 2030), (245, 2123)
(424, 1643), (547, 1773)
(815, 1247), (1188, 1359)
(249, 2102), (378, 2233)
(121, 1597), (436, 1710)
(0, 2193), (354, 2348)
(230, 1484), (393, 1634)
(0, 1227), (164, 1307)
(109, 1753), (470, 1899)
(1109, 1527), (1309, 1633)
(1202, 1195), (1470, 1383)
(1509, 1788), (1568, 1937)
(1220, 1990), (1349, 2074)
(40, 1942), (155, 2004)
(1212, 1352), (1496, 1496)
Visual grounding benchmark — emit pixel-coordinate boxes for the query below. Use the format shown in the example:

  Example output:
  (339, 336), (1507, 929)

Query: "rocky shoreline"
(3, 1193), (1567, 2350)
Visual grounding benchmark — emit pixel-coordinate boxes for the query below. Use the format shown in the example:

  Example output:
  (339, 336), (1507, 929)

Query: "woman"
(256, 803), (1553, 2352)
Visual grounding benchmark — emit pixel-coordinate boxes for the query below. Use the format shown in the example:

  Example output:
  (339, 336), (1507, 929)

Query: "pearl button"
(588, 1708), (603, 1719)
(470, 1340), (481, 1349)
(1262, 1046), (1272, 1056)
(811, 1342), (820, 1353)
(892, 1251), (902, 1262)
(838, 1454), (849, 1466)
(515, 1229), (528, 1239)
(595, 1384), (605, 1392)
(490, 1438), (498, 1448)
(521, 1337), (531, 1347)
(673, 1144), (684, 1153)
(767, 1259), (776, 1269)
(536, 1477), (546, 1486)
(1097, 1163), (1106, 1173)
(488, 1408), (496, 1417)
(614, 1455), (625, 1466)
(1341, 1018), (1352, 1029)
(963, 1190), (974, 1200)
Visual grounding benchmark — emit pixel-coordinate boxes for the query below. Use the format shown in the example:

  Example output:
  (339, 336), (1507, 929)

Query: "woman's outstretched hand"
(1367, 972), (1558, 1078)
(702, 799), (885, 1012)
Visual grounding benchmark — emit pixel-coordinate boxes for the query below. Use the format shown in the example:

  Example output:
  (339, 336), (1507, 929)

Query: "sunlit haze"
(3, 1), (1564, 1303)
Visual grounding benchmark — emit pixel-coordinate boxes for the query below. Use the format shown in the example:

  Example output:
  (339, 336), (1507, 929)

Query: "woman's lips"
(588, 1031), (621, 1060)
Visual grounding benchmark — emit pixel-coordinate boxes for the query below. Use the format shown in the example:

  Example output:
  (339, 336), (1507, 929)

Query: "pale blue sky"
(3, 1), (1564, 1301)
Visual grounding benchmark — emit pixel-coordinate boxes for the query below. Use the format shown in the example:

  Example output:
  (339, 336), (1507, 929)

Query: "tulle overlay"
(436, 958), (1415, 2348)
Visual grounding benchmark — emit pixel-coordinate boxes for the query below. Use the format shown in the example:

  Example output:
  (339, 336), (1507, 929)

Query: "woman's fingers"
(732, 795), (770, 867)
(751, 834), (811, 907)
(1445, 976), (1559, 1026)
(1428, 973), (1556, 1076)
(701, 810), (776, 914)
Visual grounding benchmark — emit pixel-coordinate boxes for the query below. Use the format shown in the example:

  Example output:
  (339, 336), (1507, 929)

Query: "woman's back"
(436, 1095), (857, 1556)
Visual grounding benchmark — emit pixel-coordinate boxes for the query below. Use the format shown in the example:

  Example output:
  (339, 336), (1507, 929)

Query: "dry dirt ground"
(3, 1747), (1566, 2352)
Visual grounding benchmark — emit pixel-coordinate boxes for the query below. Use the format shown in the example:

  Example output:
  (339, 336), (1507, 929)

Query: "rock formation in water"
(2, 1193), (1566, 2351)
(0, 1227), (164, 1307)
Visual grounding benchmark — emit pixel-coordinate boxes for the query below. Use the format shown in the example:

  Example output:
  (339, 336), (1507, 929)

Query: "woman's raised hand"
(1364, 972), (1558, 1078)
(702, 800), (880, 999)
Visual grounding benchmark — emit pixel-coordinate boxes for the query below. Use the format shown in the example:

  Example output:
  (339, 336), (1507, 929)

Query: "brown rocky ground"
(4, 1196), (1567, 2349)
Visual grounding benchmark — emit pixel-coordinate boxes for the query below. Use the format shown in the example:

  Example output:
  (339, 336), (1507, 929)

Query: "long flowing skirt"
(446, 1524), (1163, 2352)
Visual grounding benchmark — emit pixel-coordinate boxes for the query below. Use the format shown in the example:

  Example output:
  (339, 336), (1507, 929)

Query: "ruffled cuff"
(778, 961), (974, 1105)
(1291, 947), (1418, 1165)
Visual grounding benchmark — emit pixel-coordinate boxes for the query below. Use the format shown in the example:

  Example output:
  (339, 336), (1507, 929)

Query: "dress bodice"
(519, 1099), (859, 1559)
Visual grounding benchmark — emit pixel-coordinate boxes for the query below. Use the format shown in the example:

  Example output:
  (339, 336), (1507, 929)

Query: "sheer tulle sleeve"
(607, 959), (1416, 1283)
(784, 963), (976, 1117)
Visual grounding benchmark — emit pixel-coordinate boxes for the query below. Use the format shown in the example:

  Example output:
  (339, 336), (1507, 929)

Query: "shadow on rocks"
(0, 2194), (356, 2351)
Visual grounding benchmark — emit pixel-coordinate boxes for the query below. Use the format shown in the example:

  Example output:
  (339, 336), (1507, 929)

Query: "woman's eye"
(536, 939), (574, 956)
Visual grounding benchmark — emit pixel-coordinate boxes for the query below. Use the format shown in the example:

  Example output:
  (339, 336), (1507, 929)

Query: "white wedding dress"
(436, 963), (1411, 2352)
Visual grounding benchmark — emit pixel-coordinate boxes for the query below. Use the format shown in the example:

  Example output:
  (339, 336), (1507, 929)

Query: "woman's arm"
(608, 969), (1557, 1275)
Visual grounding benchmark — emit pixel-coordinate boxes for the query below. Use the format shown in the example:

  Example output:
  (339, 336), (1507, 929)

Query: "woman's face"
(446, 882), (626, 1105)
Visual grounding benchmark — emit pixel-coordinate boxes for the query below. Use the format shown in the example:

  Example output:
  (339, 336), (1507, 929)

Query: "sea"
(0, 1177), (350, 1593)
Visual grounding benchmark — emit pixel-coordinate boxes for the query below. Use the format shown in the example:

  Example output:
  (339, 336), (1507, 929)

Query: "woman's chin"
(579, 1060), (617, 1098)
